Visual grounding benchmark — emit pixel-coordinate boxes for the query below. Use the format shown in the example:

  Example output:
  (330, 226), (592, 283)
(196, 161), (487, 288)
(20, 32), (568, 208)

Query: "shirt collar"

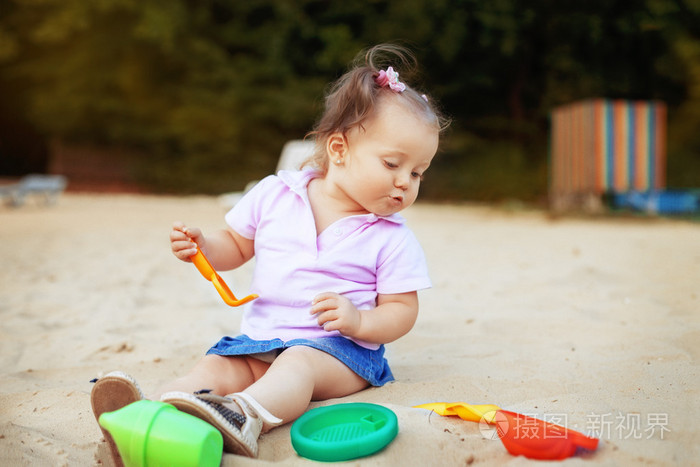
(277, 168), (405, 225)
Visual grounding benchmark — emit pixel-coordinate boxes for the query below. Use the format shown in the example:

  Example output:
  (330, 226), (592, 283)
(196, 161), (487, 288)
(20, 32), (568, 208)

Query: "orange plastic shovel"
(190, 247), (258, 307)
(414, 402), (598, 461)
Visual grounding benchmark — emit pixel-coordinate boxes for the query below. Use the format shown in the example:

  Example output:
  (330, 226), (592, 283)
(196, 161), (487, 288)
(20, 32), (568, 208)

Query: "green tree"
(1, 0), (698, 197)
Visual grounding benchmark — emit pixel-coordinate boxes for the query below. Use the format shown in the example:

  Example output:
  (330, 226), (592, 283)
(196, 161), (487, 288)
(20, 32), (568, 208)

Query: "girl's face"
(331, 99), (439, 217)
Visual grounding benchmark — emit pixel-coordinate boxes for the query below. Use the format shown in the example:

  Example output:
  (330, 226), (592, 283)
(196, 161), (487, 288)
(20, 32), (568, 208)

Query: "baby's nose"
(394, 172), (410, 189)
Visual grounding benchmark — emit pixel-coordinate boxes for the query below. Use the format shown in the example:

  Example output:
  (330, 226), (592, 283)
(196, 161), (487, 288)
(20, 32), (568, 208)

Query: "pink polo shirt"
(225, 169), (431, 350)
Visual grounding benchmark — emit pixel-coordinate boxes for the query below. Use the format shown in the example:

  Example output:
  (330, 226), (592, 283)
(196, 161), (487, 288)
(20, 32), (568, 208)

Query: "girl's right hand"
(170, 221), (204, 262)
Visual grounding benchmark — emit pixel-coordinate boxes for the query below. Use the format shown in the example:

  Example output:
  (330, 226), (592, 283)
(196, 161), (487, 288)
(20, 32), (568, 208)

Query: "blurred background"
(1, 0), (699, 203)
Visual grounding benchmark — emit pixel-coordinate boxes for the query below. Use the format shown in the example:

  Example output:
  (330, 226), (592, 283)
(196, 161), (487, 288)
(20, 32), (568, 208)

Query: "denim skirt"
(206, 334), (394, 387)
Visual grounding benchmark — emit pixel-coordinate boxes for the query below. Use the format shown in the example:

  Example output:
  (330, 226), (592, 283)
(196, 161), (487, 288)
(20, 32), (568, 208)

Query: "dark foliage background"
(1, 0), (699, 200)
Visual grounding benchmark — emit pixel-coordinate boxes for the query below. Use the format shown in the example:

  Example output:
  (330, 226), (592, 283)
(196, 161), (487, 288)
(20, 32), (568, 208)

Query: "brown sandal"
(90, 371), (145, 466)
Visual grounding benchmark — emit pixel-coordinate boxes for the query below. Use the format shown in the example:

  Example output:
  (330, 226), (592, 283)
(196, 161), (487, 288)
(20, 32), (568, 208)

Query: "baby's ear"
(326, 133), (348, 165)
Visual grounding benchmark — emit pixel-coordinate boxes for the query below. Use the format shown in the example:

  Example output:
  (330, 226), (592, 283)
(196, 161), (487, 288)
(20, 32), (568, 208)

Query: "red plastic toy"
(414, 402), (598, 461)
(495, 410), (598, 460)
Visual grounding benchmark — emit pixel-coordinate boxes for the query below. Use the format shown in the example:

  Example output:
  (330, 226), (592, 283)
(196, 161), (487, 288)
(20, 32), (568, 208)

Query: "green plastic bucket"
(99, 400), (223, 467)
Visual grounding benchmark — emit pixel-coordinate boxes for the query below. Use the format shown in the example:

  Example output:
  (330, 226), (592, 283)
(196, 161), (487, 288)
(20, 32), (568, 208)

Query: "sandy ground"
(0, 193), (698, 466)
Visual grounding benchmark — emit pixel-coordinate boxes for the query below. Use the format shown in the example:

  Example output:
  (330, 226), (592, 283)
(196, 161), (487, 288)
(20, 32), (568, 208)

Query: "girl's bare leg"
(151, 354), (270, 399)
(242, 346), (369, 424)
(155, 348), (368, 429)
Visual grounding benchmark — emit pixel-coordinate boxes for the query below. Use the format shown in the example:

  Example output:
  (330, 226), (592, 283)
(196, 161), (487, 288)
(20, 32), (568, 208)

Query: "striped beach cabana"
(549, 99), (667, 212)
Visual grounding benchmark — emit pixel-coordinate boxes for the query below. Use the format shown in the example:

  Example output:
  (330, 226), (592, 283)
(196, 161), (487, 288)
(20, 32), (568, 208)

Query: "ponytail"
(305, 44), (448, 172)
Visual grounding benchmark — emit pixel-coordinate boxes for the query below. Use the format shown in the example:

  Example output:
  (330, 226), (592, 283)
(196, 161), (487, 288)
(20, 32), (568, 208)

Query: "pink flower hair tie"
(375, 67), (406, 93)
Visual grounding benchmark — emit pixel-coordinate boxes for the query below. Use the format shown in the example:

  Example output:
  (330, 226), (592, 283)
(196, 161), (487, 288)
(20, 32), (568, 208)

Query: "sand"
(0, 193), (698, 466)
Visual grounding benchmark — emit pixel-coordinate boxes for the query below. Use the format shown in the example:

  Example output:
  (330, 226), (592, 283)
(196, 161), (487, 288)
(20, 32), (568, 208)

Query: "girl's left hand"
(311, 292), (361, 337)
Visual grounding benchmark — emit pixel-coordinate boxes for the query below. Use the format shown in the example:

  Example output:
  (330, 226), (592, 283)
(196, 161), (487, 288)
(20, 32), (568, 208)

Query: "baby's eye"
(384, 160), (398, 169)
(411, 171), (424, 180)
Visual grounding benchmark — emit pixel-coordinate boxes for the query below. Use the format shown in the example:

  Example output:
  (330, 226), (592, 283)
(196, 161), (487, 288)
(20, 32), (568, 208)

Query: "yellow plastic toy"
(190, 246), (258, 307)
(414, 402), (501, 423)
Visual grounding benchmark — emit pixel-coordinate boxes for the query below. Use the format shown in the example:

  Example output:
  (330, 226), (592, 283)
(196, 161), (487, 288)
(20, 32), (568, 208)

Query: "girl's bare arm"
(312, 291), (419, 344)
(170, 222), (254, 270)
